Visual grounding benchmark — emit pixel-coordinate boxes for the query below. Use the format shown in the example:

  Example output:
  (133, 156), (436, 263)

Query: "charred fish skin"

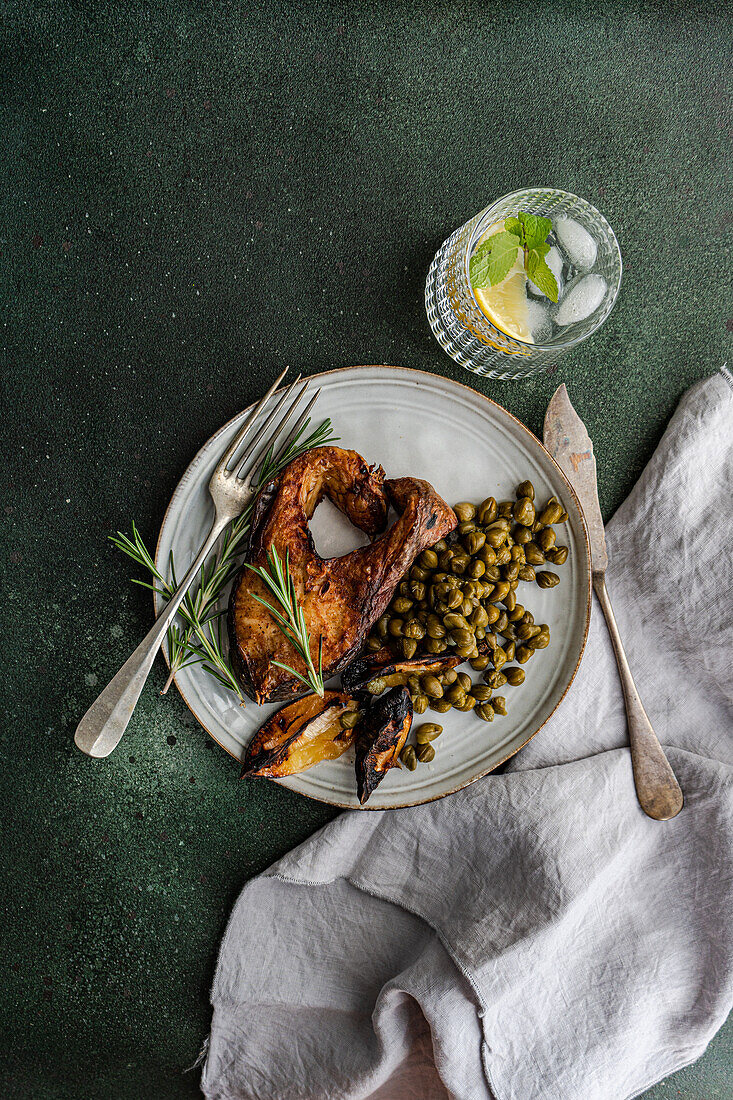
(228, 446), (457, 704)
(355, 686), (413, 805)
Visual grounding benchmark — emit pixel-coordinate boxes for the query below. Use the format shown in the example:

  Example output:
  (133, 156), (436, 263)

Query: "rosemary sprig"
(245, 546), (325, 697)
(112, 416), (338, 701)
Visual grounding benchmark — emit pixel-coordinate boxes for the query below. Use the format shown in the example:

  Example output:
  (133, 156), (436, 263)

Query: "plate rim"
(154, 363), (592, 809)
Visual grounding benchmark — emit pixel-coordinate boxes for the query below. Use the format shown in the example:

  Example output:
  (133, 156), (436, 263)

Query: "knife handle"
(593, 575), (683, 821)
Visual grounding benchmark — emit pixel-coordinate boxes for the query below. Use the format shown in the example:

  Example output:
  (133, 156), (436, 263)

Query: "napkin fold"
(201, 370), (733, 1100)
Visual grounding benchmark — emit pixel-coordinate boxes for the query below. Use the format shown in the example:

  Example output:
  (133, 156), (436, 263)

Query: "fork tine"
(269, 389), (321, 468)
(217, 365), (289, 473)
(237, 380), (310, 483)
(225, 372), (302, 475)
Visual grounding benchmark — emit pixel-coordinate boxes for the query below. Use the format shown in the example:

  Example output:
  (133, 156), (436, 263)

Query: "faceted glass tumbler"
(424, 188), (622, 380)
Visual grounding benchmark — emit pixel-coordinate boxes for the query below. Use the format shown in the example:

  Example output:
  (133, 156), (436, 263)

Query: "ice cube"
(554, 217), (597, 270)
(526, 299), (553, 342)
(555, 274), (607, 326)
(546, 245), (564, 286)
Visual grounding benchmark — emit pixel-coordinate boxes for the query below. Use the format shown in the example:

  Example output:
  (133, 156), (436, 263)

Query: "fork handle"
(74, 516), (228, 758)
(593, 574), (683, 820)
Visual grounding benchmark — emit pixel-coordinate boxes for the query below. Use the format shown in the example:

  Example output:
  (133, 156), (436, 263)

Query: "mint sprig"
(471, 211), (559, 303)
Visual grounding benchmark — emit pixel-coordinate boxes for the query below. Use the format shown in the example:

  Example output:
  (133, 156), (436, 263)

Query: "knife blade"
(543, 383), (608, 575)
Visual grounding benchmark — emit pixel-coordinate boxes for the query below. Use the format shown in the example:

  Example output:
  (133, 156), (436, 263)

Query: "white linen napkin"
(201, 370), (733, 1100)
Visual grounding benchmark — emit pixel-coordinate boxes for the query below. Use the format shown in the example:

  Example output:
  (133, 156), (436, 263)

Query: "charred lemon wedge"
(241, 691), (361, 779)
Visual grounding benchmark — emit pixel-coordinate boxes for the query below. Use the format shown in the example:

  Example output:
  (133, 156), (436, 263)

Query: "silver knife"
(544, 384), (683, 821)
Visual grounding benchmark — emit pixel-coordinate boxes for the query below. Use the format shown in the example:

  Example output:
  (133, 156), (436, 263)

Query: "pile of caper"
(361, 482), (569, 768)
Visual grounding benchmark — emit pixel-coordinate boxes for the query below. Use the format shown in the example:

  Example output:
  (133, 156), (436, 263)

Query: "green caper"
(420, 548), (439, 570)
(427, 618), (446, 639)
(442, 668), (459, 685)
(429, 698), (452, 713)
(400, 638), (417, 659)
(433, 539), (448, 552)
(539, 501), (564, 525)
(422, 674), (444, 699)
(471, 684), (493, 702)
(502, 563), (520, 585)
(493, 546), (511, 566)
(388, 618), (404, 637)
(491, 580), (510, 602)
(504, 641), (516, 661)
(521, 609), (534, 624)
(491, 696), (507, 716)
(455, 643), (478, 659)
(483, 632), (498, 649)
(451, 627), (474, 647)
(453, 502), (476, 523)
(478, 544), (497, 567)
(504, 666), (526, 686)
(446, 684), (467, 706)
(546, 545), (568, 565)
(410, 565), (430, 582)
(367, 677), (387, 694)
(457, 520), (477, 536)
(470, 654), (491, 671)
(528, 628), (551, 650)
(516, 645), (534, 664)
(475, 703), (495, 722)
(366, 635), (383, 652)
(517, 622), (541, 641)
(404, 619), (425, 640)
(454, 696), (477, 711)
(465, 530), (486, 555)
(470, 605), (489, 630)
(498, 501), (514, 518)
(424, 637), (447, 654)
(485, 604), (500, 625)
(484, 565), (501, 581)
(484, 670), (507, 689)
(452, 672), (468, 692)
(450, 558), (467, 576)
(492, 646), (507, 671)
(493, 610), (509, 633)
(501, 623), (517, 641)
(340, 710), (362, 729)
(476, 496), (497, 523)
(443, 612), (469, 631)
(536, 571), (560, 589)
(411, 690), (429, 717)
(518, 565), (536, 582)
(513, 497), (536, 526)
(460, 598), (474, 618)
(407, 674), (422, 693)
(415, 742), (436, 763)
(416, 722), (443, 743)
(524, 542), (545, 566)
(537, 527), (556, 553)
(439, 549), (454, 570)
(485, 528), (507, 549)
(468, 559), (485, 579)
(409, 580), (427, 600)
(508, 603), (525, 621)
(392, 596), (413, 617)
(401, 744), (418, 770)
(516, 480), (535, 501)
(557, 510), (569, 523)
(513, 525), (532, 545)
(445, 588), (463, 610)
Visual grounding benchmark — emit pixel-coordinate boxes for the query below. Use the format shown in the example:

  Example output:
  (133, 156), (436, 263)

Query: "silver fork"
(75, 368), (319, 759)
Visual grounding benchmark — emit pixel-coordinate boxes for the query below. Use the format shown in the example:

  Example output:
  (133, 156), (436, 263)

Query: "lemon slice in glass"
(472, 222), (533, 343)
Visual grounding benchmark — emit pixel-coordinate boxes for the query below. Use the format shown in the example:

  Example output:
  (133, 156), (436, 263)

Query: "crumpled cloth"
(201, 370), (733, 1100)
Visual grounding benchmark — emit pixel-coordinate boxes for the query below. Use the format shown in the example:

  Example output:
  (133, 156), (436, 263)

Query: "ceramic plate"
(155, 365), (591, 808)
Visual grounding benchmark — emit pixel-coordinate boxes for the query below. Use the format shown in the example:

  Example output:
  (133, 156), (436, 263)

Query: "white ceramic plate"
(155, 365), (590, 809)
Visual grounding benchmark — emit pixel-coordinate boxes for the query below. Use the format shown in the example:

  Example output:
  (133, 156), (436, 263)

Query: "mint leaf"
(526, 249), (559, 302)
(469, 232), (520, 289)
(518, 212), (553, 250)
(504, 216), (523, 239)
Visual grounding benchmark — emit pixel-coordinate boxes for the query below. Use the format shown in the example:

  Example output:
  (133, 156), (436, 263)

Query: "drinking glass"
(424, 188), (622, 380)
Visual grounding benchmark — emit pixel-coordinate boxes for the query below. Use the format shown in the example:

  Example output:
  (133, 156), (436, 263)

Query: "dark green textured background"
(2, 1), (731, 1097)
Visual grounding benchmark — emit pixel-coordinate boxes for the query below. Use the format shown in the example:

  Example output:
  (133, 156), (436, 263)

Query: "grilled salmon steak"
(228, 445), (457, 703)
